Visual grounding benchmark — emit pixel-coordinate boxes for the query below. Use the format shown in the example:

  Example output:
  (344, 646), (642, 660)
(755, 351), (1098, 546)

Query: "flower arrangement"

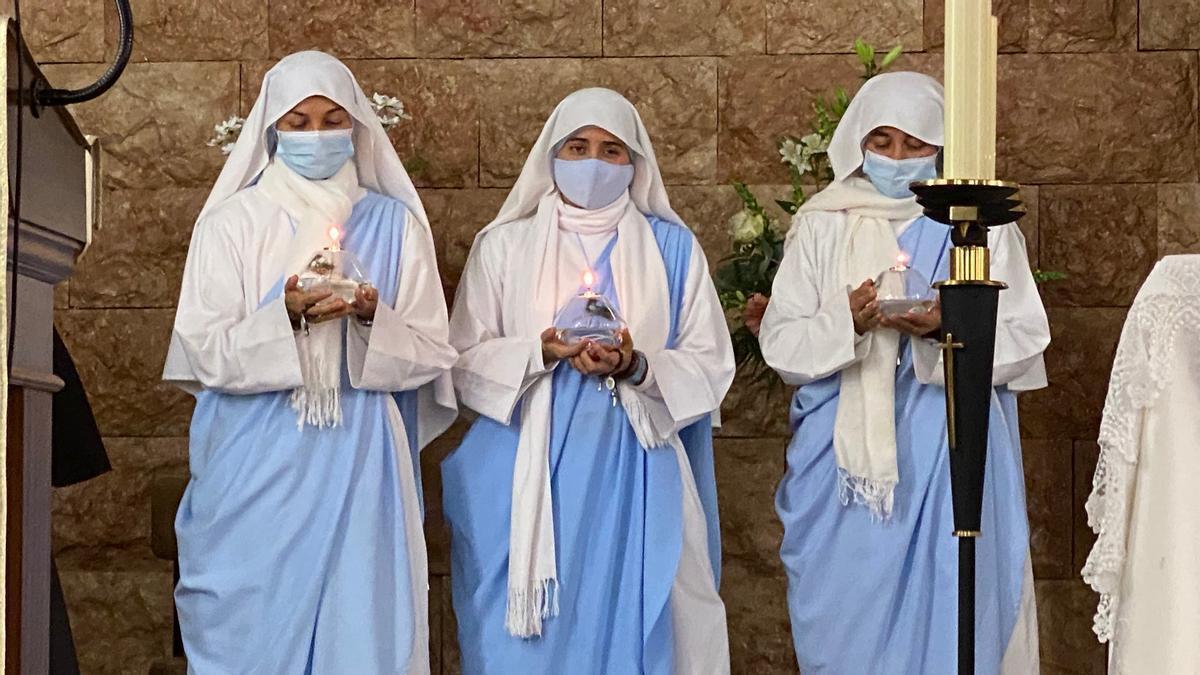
(206, 91), (413, 155)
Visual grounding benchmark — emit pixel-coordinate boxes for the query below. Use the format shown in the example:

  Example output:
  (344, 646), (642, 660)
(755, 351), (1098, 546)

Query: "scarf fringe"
(837, 468), (895, 521)
(618, 384), (670, 450)
(289, 387), (343, 429)
(290, 320), (344, 429)
(505, 579), (560, 639)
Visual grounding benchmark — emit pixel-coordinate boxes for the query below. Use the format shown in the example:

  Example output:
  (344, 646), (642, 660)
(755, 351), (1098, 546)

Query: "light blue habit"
(776, 216), (1029, 673)
(442, 218), (720, 675)
(175, 192), (427, 674)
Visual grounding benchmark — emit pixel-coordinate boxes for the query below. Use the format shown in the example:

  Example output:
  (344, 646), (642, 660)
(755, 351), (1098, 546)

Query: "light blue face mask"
(861, 150), (939, 199)
(553, 158), (635, 210)
(274, 128), (355, 180)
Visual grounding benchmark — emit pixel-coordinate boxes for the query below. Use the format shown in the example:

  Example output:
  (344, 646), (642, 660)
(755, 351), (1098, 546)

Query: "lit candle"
(328, 226), (342, 251)
(895, 252), (911, 268)
(582, 270), (596, 290)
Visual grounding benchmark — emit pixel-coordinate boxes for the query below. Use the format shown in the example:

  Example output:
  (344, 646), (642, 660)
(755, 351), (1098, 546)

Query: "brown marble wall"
(22, 0), (1197, 672)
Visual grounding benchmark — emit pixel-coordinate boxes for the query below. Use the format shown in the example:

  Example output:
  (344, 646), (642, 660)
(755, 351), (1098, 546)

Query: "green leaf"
(1032, 269), (1068, 284)
(732, 181), (763, 214)
(791, 182), (806, 211)
(812, 99), (829, 124)
(403, 155), (430, 177)
(853, 38), (874, 67)
(832, 88), (851, 117)
(881, 44), (903, 69)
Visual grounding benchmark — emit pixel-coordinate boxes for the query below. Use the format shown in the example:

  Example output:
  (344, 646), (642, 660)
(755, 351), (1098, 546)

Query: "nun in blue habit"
(443, 88), (735, 675)
(758, 72), (1050, 674)
(161, 51), (457, 674)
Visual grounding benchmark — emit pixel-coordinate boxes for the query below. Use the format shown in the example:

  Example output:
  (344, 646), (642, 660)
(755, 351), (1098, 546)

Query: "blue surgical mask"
(553, 158), (635, 210)
(274, 128), (355, 180)
(861, 150), (939, 199)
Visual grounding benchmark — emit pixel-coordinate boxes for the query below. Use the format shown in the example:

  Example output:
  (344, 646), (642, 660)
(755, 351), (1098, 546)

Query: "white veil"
(482, 87), (680, 231)
(199, 50), (429, 228)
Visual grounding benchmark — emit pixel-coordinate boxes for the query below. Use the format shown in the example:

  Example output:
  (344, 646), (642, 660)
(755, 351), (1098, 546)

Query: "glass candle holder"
(875, 254), (935, 316)
(296, 248), (372, 303)
(554, 271), (625, 347)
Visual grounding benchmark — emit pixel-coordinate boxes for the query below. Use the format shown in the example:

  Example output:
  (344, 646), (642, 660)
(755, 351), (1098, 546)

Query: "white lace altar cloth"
(1083, 254), (1200, 673)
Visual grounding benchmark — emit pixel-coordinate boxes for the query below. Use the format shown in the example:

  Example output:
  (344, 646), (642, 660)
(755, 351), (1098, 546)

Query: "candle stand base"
(909, 178), (1027, 675)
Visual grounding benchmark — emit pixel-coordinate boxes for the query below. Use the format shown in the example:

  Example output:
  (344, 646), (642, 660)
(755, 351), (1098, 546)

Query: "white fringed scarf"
(498, 193), (672, 637)
(798, 178), (921, 518)
(256, 158), (365, 428)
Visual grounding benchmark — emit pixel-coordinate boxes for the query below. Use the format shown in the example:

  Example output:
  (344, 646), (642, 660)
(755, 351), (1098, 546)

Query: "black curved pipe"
(34, 0), (133, 107)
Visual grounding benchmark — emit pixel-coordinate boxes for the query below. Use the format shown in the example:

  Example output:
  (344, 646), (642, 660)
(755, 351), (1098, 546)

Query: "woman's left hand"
(880, 301), (941, 338)
(353, 284), (379, 322)
(743, 293), (770, 337)
(569, 329), (634, 377)
(305, 296), (354, 324)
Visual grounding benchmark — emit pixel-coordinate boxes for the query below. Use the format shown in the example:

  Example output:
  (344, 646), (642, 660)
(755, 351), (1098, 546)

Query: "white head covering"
(470, 87), (687, 638)
(485, 87), (681, 230)
(795, 71), (945, 519)
(827, 71), (944, 182)
(200, 50), (429, 229)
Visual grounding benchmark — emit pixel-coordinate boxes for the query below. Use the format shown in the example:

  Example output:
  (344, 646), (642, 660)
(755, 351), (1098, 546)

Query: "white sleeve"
(164, 212), (304, 395)
(759, 217), (870, 386)
(621, 238), (736, 442)
(346, 210), (458, 392)
(911, 223), (1051, 389)
(449, 232), (554, 424)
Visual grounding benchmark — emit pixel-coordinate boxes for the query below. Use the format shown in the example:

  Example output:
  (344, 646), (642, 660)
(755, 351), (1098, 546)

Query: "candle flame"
(328, 226), (341, 243)
(896, 252), (910, 267)
(582, 270), (596, 288)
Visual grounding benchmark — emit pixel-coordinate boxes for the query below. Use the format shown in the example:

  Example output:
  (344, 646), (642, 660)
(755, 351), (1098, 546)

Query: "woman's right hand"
(284, 275), (345, 328)
(849, 279), (881, 335)
(540, 327), (587, 367)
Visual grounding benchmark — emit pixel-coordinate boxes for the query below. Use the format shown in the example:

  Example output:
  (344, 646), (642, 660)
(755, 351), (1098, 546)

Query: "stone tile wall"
(25, 1), (1200, 672)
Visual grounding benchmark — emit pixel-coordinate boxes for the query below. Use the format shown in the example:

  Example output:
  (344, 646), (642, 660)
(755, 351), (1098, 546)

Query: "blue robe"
(443, 218), (721, 675)
(175, 192), (429, 674)
(776, 217), (1030, 673)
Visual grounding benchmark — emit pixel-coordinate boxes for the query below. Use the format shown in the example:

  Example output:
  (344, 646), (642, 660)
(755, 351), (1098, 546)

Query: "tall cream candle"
(981, 15), (999, 179)
(943, 0), (969, 178)
(943, 0), (998, 179)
